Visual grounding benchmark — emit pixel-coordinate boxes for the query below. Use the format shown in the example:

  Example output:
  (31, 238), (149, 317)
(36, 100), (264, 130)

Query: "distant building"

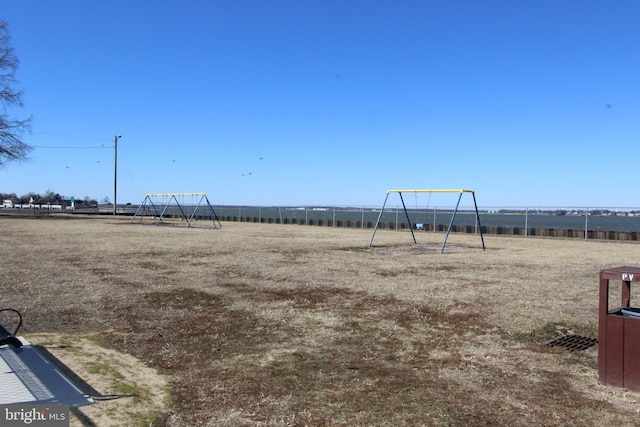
(2, 198), (20, 208)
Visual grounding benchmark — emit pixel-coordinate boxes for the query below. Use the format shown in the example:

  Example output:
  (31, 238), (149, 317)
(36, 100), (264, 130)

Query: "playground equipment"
(368, 189), (485, 253)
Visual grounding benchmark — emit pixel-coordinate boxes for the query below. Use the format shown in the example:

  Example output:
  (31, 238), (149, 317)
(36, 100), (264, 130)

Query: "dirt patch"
(27, 333), (170, 427)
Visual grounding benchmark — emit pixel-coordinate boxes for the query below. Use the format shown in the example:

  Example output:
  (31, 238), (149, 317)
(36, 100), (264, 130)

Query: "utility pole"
(113, 135), (121, 215)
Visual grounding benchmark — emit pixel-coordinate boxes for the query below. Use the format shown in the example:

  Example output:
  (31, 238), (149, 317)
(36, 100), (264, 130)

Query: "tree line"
(0, 191), (103, 206)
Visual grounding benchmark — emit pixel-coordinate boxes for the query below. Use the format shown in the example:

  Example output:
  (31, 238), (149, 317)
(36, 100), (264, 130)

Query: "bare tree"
(0, 20), (31, 166)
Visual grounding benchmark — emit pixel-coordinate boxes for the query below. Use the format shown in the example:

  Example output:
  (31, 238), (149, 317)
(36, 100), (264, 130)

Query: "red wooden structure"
(599, 266), (640, 390)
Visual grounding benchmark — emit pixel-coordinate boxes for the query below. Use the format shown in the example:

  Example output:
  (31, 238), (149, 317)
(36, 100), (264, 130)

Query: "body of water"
(208, 206), (640, 233)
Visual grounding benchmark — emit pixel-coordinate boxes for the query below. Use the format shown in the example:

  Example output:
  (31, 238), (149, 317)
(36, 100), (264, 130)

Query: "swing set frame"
(368, 189), (485, 253)
(130, 192), (222, 228)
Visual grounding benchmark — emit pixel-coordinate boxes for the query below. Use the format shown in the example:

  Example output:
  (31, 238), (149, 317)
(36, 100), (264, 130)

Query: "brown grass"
(2, 214), (640, 426)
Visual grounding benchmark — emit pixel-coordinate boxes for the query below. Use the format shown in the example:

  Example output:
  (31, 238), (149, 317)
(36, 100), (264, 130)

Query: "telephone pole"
(113, 135), (122, 215)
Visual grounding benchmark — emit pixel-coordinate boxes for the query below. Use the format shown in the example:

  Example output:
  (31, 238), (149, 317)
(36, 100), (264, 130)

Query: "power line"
(32, 145), (111, 149)
(30, 131), (113, 148)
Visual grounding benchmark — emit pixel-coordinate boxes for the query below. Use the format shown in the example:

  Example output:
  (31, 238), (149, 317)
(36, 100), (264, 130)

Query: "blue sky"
(1, 1), (638, 207)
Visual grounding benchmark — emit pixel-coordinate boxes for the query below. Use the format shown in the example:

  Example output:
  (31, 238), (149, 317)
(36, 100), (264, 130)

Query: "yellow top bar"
(387, 189), (474, 194)
(145, 192), (207, 197)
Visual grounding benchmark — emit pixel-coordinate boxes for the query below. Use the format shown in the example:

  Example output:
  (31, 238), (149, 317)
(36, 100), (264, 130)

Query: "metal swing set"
(368, 189), (485, 253)
(131, 192), (222, 228)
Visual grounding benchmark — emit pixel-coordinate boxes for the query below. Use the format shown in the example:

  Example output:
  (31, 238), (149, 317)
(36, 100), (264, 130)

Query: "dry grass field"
(2, 214), (640, 426)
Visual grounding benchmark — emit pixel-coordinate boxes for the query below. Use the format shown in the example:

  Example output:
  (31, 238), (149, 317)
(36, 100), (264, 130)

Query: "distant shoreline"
(3, 206), (639, 241)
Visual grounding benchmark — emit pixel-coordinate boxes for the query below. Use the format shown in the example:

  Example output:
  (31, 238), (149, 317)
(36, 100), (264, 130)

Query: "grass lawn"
(2, 215), (640, 426)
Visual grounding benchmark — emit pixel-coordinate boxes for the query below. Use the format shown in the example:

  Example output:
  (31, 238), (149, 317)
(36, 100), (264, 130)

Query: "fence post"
(395, 206), (399, 231)
(433, 206), (436, 233)
(585, 207), (589, 241)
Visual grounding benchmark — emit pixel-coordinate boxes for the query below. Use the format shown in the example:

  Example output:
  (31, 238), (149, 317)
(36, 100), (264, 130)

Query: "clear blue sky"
(1, 1), (638, 207)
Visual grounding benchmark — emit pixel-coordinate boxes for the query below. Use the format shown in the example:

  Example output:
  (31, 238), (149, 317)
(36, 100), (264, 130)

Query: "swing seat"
(0, 308), (23, 349)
